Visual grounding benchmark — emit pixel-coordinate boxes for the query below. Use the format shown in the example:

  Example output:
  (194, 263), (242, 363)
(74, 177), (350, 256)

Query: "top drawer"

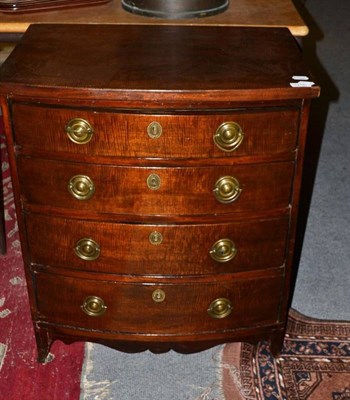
(11, 103), (299, 159)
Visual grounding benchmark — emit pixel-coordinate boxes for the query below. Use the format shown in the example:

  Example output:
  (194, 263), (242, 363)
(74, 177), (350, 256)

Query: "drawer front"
(26, 213), (289, 275)
(12, 103), (299, 158)
(34, 272), (283, 334)
(18, 158), (294, 215)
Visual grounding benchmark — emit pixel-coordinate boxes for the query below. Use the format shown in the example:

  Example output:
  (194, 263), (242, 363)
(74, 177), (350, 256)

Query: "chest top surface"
(0, 24), (319, 103)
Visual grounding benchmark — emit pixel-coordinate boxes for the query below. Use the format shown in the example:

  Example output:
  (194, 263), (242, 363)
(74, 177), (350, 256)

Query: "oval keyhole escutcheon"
(147, 174), (161, 190)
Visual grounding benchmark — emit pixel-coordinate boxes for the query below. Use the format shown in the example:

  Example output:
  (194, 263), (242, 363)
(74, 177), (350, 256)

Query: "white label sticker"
(292, 75), (310, 80)
(290, 81), (315, 87)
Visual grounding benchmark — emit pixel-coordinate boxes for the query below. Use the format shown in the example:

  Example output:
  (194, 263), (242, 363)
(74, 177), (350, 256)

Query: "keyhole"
(147, 174), (161, 190)
(149, 231), (163, 245)
(147, 122), (162, 139)
(152, 289), (165, 303)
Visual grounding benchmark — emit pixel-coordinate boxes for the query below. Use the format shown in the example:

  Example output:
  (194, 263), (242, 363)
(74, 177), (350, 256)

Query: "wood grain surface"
(0, 24), (319, 360)
(0, 0), (308, 36)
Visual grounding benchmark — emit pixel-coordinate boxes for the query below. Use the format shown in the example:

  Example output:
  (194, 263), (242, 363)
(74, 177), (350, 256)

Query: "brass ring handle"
(65, 118), (94, 144)
(207, 298), (233, 319)
(209, 238), (237, 263)
(147, 121), (163, 139)
(152, 289), (166, 303)
(81, 296), (107, 317)
(214, 122), (244, 152)
(213, 176), (242, 204)
(68, 175), (95, 200)
(74, 238), (101, 261)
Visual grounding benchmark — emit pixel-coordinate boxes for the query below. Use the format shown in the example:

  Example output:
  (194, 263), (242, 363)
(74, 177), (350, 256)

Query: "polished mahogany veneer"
(0, 24), (319, 362)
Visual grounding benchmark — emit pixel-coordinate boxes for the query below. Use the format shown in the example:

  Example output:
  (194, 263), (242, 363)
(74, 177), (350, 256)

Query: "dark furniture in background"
(0, 0), (309, 37)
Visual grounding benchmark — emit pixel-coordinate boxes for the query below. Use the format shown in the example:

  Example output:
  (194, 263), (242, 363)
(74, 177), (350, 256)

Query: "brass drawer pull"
(147, 174), (161, 190)
(65, 118), (94, 144)
(213, 176), (241, 204)
(207, 298), (232, 319)
(74, 238), (101, 261)
(209, 238), (237, 262)
(214, 122), (244, 152)
(68, 175), (95, 200)
(147, 121), (163, 139)
(81, 296), (107, 317)
(149, 231), (163, 245)
(152, 289), (166, 303)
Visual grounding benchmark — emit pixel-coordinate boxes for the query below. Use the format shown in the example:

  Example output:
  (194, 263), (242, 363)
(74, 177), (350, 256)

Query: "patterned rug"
(0, 119), (85, 400)
(221, 309), (350, 400)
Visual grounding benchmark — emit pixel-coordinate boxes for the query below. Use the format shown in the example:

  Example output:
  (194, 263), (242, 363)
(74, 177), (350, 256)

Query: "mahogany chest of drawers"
(0, 24), (319, 362)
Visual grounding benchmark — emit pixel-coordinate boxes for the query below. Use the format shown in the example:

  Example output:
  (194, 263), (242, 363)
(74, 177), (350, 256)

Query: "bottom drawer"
(34, 271), (283, 335)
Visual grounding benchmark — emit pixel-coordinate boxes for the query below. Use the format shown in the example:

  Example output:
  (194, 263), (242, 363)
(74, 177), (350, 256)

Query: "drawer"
(25, 213), (289, 275)
(34, 271), (283, 334)
(18, 158), (294, 215)
(12, 103), (299, 159)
